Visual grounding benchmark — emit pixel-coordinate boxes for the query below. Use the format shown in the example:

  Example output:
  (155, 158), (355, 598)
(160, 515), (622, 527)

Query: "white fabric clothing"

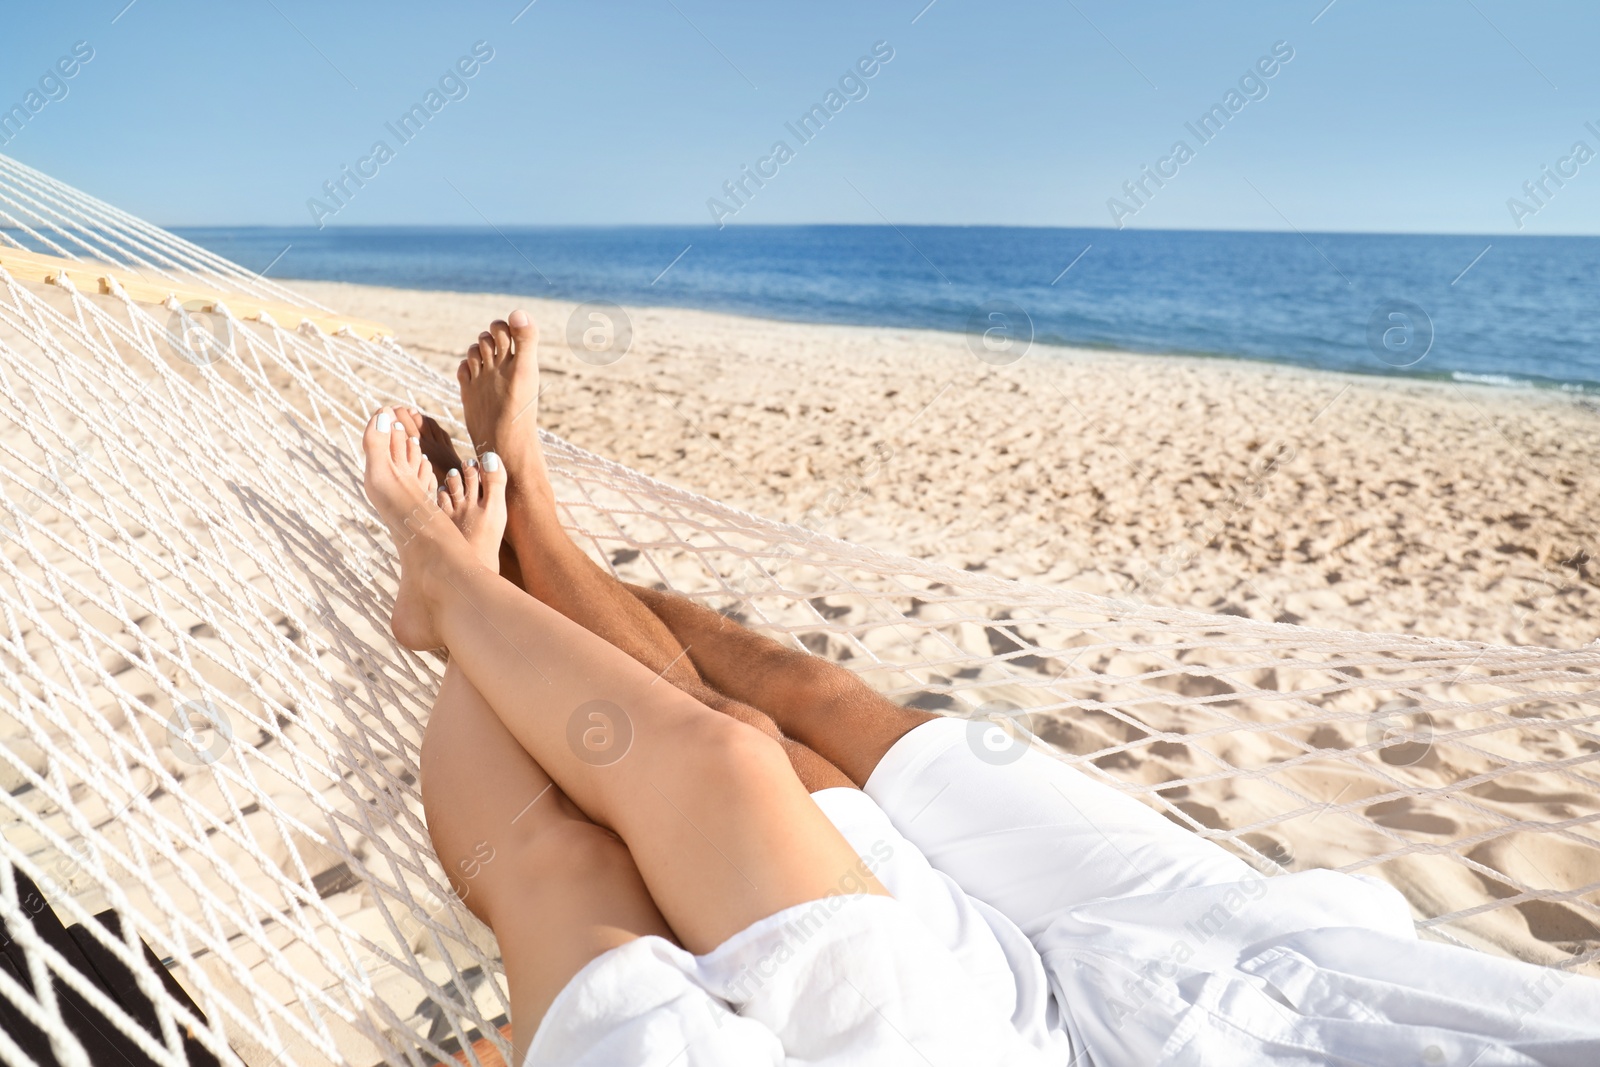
(523, 893), (1053, 1066)
(524, 710), (1600, 1066)
(811, 786), (1074, 1060)
(865, 716), (1600, 1066)
(522, 934), (784, 1066)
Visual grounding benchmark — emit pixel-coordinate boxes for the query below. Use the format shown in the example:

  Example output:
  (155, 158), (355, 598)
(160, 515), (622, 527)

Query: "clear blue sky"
(3, 0), (1597, 233)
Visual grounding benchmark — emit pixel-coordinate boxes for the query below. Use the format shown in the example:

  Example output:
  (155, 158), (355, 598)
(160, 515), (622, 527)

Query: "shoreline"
(292, 278), (1600, 651)
(320, 274), (1600, 398)
(311, 274), (1598, 416)
(1033, 338), (1600, 398)
(158, 222), (1600, 392)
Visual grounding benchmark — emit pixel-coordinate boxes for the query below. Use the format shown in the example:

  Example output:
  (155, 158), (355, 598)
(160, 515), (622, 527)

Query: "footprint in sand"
(1363, 797), (1460, 836)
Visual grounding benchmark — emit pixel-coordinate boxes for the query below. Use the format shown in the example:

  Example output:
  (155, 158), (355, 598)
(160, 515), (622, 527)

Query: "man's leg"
(441, 319), (851, 793)
(417, 312), (1247, 927)
(629, 583), (1258, 936)
(627, 583), (935, 787)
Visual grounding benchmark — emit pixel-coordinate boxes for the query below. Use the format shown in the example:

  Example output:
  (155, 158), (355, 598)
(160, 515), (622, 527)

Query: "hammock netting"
(0, 152), (1596, 1066)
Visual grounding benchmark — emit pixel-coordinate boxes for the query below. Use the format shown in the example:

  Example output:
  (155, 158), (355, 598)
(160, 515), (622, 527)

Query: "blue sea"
(174, 226), (1600, 393)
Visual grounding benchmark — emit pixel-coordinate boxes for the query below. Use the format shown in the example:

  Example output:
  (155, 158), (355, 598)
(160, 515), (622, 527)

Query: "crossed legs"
(414, 313), (853, 793)
(399, 311), (939, 1057)
(404, 446), (670, 1060)
(367, 417), (884, 932)
(385, 315), (892, 1056)
(437, 314), (931, 788)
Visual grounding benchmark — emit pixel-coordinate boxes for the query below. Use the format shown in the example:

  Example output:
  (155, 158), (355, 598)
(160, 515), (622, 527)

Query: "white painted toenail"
(448, 468), (460, 481)
(375, 411), (393, 432)
(483, 452), (502, 472)
(409, 436), (420, 446)
(466, 457), (478, 468)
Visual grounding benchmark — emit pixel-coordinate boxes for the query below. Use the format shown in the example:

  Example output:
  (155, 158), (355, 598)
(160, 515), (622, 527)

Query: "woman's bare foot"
(458, 311), (555, 516)
(393, 409), (524, 583)
(436, 453), (508, 572)
(362, 407), (464, 650)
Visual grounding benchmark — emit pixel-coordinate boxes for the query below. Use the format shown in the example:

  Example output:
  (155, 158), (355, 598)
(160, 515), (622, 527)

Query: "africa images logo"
(1107, 41), (1295, 228)
(306, 42), (495, 228)
(0, 41), (95, 146)
(707, 41), (896, 228)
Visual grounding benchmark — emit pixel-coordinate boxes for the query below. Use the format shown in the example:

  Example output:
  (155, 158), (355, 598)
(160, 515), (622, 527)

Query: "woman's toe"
(479, 452), (507, 498)
(366, 408), (393, 449)
(385, 411), (409, 465)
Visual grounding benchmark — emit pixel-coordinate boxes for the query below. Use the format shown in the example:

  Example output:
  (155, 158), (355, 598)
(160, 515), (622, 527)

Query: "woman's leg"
(364, 408), (885, 953)
(408, 436), (673, 1063)
(423, 662), (674, 1064)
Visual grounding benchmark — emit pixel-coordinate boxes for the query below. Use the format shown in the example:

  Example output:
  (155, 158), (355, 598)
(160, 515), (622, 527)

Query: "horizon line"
(142, 221), (1584, 240)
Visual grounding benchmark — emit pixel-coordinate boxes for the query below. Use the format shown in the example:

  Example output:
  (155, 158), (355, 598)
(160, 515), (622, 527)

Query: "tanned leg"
(363, 407), (885, 953)
(452, 313), (851, 792)
(401, 387), (907, 790)
(628, 584), (936, 788)
(453, 316), (705, 690)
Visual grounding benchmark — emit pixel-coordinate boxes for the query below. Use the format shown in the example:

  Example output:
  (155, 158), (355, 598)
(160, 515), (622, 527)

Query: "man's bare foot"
(362, 407), (464, 650)
(395, 407), (466, 485)
(457, 310), (554, 512)
(436, 454), (508, 572)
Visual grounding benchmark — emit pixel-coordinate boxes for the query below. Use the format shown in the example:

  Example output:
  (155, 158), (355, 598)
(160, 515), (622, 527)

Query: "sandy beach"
(4, 265), (1599, 1067)
(299, 279), (1600, 652)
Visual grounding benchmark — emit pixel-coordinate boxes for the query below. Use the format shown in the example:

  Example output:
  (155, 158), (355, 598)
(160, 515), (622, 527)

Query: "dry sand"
(298, 279), (1600, 651)
(299, 280), (1600, 972)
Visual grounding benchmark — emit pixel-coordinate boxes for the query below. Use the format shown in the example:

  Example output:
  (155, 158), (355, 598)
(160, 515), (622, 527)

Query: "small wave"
(1451, 372), (1521, 387)
(1450, 371), (1589, 394)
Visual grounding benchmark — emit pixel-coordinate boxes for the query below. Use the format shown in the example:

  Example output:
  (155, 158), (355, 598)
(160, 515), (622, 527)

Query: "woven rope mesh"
(0, 151), (1597, 1065)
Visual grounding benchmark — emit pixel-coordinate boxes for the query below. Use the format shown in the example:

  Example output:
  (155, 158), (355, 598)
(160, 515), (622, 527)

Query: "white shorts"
(866, 717), (1600, 1067)
(523, 780), (1061, 1066)
(523, 890), (1053, 1066)
(529, 717), (1600, 1066)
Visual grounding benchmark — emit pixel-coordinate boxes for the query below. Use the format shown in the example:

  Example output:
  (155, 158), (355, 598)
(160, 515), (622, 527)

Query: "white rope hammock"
(0, 152), (1596, 1066)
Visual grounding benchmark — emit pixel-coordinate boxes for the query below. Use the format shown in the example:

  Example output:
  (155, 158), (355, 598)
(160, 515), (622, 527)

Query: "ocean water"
(173, 226), (1600, 392)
